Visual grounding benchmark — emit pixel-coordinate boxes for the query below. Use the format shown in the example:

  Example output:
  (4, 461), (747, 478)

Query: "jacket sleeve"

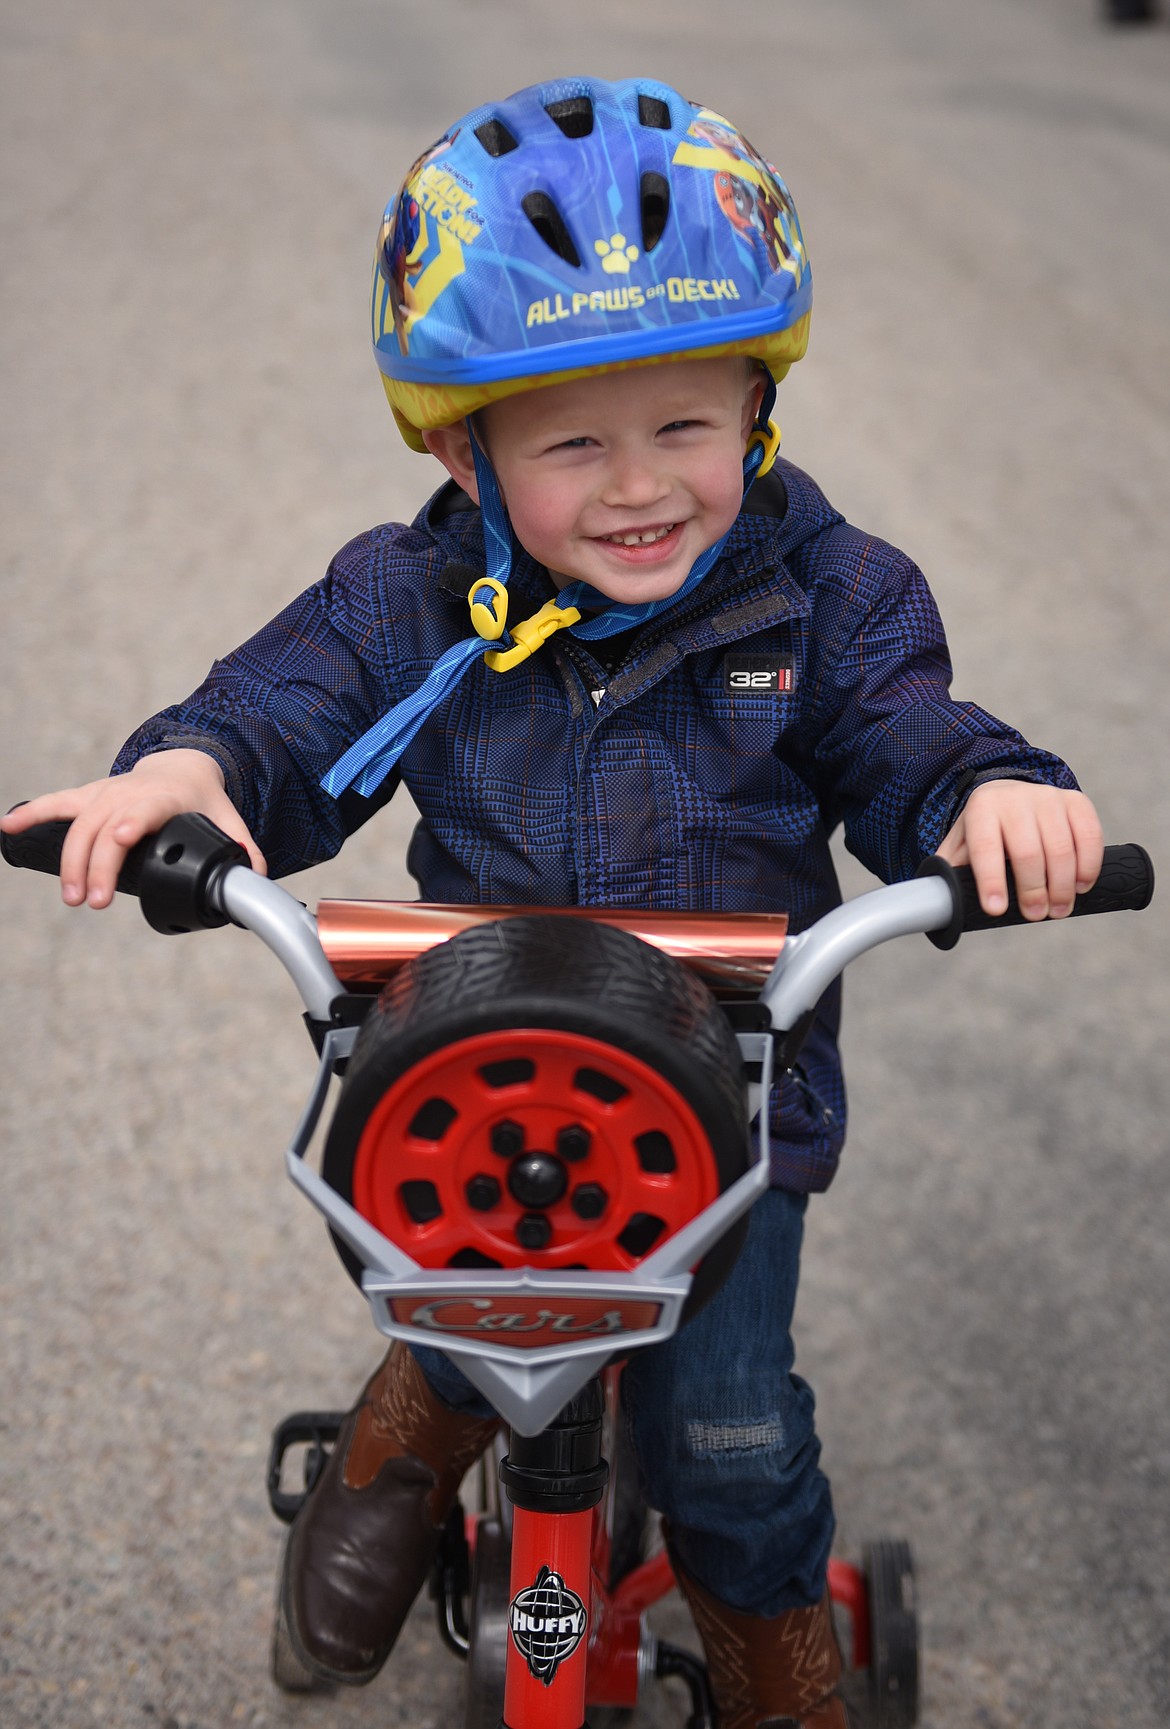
(110, 528), (419, 878)
(791, 526), (1079, 883)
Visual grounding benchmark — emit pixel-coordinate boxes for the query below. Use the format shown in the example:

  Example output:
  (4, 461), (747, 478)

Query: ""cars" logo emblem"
(390, 1294), (663, 1350)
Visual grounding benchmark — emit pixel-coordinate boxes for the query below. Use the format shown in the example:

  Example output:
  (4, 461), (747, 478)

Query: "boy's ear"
(422, 422), (480, 504)
(742, 368), (769, 441)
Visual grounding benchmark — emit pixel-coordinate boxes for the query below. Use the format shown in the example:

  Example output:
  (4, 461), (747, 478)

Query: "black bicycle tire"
(863, 1538), (919, 1728)
(463, 1517), (512, 1729)
(607, 1406), (653, 1591)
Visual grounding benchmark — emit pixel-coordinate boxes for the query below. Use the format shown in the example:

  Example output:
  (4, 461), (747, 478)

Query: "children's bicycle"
(3, 815), (1154, 1728)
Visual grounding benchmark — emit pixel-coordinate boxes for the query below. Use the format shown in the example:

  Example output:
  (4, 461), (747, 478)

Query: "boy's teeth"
(604, 523), (675, 546)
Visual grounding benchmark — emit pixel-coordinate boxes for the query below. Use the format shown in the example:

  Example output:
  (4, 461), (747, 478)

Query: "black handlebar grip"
(919, 843), (1154, 949)
(1, 812), (148, 896)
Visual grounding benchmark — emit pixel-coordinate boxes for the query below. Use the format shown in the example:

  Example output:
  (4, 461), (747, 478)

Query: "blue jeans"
(413, 1188), (834, 1616)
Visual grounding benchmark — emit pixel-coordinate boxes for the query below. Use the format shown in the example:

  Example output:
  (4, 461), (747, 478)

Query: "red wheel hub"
(351, 1028), (720, 1270)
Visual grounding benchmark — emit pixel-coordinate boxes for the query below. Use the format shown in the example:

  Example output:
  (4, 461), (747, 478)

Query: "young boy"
(2, 78), (1103, 1728)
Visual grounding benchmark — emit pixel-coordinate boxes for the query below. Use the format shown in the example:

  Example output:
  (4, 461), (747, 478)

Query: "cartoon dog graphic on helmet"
(676, 110), (805, 281)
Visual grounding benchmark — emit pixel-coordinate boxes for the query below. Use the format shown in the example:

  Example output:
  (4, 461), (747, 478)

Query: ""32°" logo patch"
(723, 653), (795, 694)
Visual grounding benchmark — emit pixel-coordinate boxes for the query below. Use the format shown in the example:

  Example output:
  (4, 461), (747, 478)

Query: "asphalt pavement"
(2, 2), (1169, 1725)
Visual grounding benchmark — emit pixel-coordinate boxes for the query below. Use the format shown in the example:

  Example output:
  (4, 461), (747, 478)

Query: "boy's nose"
(600, 455), (672, 510)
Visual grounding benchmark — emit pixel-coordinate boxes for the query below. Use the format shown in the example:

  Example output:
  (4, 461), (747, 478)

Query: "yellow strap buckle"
(484, 597), (582, 673)
(468, 577), (509, 641)
(746, 416), (782, 479)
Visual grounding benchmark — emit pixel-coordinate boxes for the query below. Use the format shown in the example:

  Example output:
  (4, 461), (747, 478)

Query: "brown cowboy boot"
(674, 1555), (855, 1729)
(281, 1341), (498, 1684)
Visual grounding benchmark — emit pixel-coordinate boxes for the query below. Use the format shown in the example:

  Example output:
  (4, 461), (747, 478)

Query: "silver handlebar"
(212, 868), (957, 1032)
(214, 870), (343, 1019)
(761, 876), (954, 1027)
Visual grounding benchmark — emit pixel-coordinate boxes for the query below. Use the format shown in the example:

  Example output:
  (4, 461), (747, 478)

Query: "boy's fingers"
(59, 806), (104, 906)
(960, 801), (1011, 917)
(955, 783), (1108, 922)
(72, 793), (170, 905)
(1, 801), (37, 832)
(2, 788), (83, 832)
(85, 821), (138, 908)
(77, 802), (158, 905)
(1004, 819), (1050, 921)
(1036, 807), (1079, 919)
(1070, 795), (1105, 893)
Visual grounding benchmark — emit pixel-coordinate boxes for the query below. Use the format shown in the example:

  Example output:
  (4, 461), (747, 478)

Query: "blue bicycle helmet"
(373, 76), (811, 448)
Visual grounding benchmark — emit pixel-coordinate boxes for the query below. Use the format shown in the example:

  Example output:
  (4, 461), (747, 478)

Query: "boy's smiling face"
(424, 357), (765, 605)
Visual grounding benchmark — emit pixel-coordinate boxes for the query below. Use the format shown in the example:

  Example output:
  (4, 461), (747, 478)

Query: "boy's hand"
(0, 750), (266, 910)
(937, 781), (1104, 920)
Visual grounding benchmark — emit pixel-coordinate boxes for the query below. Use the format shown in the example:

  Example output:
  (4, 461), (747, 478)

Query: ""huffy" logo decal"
(509, 1566), (588, 1685)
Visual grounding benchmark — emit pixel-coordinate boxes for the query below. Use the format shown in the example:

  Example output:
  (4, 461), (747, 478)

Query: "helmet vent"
(545, 95), (594, 138)
(640, 172), (671, 252)
(637, 94), (672, 129)
(474, 117), (519, 158)
(520, 191), (582, 268)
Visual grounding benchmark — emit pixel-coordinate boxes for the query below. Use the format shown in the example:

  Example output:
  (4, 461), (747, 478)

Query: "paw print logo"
(594, 233), (640, 274)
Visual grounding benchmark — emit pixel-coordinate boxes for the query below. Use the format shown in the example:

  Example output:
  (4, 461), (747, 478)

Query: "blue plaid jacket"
(113, 459), (1077, 1190)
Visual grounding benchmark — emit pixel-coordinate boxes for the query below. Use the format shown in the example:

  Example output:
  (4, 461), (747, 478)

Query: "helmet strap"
(744, 371), (780, 482)
(467, 417), (516, 588)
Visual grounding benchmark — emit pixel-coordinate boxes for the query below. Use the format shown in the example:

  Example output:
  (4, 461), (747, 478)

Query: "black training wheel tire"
(863, 1539), (919, 1728)
(463, 1517), (511, 1729)
(324, 915), (750, 1318)
(607, 1405), (654, 1591)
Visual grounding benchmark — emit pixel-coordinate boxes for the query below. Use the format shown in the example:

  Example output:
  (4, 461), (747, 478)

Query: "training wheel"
(463, 1516), (511, 1729)
(862, 1539), (919, 1728)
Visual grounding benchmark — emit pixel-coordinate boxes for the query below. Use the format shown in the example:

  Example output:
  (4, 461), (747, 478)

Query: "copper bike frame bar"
(316, 902), (787, 997)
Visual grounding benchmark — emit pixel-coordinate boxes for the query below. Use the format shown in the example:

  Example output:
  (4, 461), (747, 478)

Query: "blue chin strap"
(321, 375), (779, 799)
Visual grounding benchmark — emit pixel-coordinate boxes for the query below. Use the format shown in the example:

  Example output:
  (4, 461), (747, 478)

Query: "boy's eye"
(552, 436), (594, 450)
(660, 419), (700, 434)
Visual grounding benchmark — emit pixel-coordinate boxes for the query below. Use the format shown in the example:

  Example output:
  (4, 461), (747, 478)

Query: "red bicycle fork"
(499, 1381), (608, 1729)
(494, 1378), (872, 1728)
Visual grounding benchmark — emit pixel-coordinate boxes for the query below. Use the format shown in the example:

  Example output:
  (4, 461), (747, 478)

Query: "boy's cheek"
(507, 498), (576, 567)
